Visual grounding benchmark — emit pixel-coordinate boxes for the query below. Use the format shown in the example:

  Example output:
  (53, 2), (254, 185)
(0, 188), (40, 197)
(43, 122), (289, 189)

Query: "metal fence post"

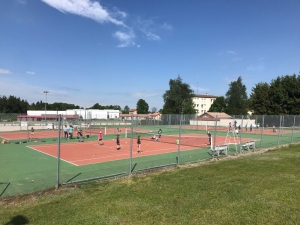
(213, 116), (217, 158)
(292, 115), (296, 143)
(56, 114), (61, 188)
(239, 115), (243, 154)
(177, 115), (182, 164)
(260, 115), (265, 150)
(129, 115), (133, 174)
(26, 115), (29, 142)
(277, 115), (282, 146)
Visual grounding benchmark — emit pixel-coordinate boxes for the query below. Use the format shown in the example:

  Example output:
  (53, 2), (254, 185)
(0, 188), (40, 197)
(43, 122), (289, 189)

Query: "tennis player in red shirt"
(98, 131), (103, 145)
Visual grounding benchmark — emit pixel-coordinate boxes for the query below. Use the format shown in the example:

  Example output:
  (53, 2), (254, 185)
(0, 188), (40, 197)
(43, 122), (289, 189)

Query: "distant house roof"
(193, 94), (219, 98)
(151, 112), (160, 116)
(120, 113), (160, 119)
(195, 112), (232, 121)
(17, 114), (78, 119)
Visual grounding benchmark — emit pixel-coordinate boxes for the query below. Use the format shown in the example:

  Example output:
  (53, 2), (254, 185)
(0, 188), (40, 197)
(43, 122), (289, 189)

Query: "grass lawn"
(1, 144), (300, 224)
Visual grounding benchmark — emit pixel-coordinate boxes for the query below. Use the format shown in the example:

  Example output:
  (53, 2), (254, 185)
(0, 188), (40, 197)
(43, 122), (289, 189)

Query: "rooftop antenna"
(197, 75), (198, 94)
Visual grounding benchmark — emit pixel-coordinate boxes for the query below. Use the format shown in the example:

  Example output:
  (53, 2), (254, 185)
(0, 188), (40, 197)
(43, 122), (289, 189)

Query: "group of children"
(63, 125), (85, 142)
(97, 128), (163, 154)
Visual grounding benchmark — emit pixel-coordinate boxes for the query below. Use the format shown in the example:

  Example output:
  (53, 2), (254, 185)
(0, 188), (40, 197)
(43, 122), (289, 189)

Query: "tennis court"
(27, 134), (255, 166)
(0, 129), (271, 198)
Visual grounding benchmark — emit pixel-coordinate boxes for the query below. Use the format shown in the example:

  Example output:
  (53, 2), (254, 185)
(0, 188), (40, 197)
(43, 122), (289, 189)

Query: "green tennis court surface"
(1, 125), (299, 198)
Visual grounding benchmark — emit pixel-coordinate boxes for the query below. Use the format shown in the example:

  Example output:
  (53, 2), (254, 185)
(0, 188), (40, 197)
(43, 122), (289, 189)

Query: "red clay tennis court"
(26, 135), (255, 166)
(0, 130), (62, 140)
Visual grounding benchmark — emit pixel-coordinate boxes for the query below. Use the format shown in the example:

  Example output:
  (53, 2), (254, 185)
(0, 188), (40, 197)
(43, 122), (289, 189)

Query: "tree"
(122, 105), (130, 114)
(88, 103), (121, 110)
(249, 82), (271, 115)
(224, 76), (248, 115)
(151, 107), (157, 113)
(136, 99), (149, 114)
(208, 96), (226, 112)
(0, 95), (29, 113)
(162, 76), (196, 114)
(249, 74), (300, 115)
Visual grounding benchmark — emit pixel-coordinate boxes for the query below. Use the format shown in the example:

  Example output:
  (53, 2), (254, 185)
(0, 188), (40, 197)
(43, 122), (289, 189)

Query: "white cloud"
(160, 22), (173, 31)
(16, 0), (26, 5)
(0, 79), (96, 107)
(247, 65), (264, 71)
(26, 71), (35, 75)
(113, 30), (135, 47)
(227, 50), (236, 54)
(137, 18), (161, 41)
(41, 0), (126, 27)
(224, 76), (237, 84)
(232, 57), (242, 61)
(0, 69), (12, 74)
(145, 32), (160, 41)
(111, 7), (127, 19)
(131, 92), (158, 98)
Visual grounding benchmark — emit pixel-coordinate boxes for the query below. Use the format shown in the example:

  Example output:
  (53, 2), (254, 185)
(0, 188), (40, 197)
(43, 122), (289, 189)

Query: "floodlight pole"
(44, 91), (49, 125)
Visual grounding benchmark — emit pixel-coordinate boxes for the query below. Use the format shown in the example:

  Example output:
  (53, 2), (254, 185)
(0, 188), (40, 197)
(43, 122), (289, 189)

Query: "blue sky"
(0, 0), (299, 111)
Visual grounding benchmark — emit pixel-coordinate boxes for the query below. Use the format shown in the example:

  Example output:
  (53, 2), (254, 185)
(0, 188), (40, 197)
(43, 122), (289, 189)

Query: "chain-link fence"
(1, 113), (300, 198)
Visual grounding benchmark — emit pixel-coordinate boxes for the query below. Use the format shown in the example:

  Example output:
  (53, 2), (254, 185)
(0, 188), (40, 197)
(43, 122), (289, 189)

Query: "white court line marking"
(70, 144), (186, 163)
(26, 145), (78, 166)
(0, 135), (9, 140)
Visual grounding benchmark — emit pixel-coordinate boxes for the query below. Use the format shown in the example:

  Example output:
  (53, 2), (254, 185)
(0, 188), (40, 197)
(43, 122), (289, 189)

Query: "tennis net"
(84, 127), (106, 135)
(127, 130), (209, 148)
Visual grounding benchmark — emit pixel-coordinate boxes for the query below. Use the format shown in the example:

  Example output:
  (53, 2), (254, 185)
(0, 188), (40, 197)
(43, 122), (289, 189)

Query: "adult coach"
(63, 125), (69, 139)
(69, 125), (73, 139)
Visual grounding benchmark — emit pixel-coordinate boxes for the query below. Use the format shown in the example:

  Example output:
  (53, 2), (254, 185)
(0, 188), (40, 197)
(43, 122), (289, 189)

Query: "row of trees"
(0, 96), (129, 114)
(160, 72), (300, 116)
(0, 95), (29, 113)
(0, 95), (155, 115)
(250, 74), (300, 115)
(209, 73), (300, 115)
(2, 72), (299, 115)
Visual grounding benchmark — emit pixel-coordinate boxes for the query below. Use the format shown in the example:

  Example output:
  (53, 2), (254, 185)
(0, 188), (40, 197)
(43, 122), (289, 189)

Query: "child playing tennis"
(137, 135), (142, 153)
(116, 135), (121, 150)
(30, 127), (35, 142)
(207, 131), (211, 145)
(98, 131), (103, 145)
(77, 129), (83, 142)
(158, 129), (162, 138)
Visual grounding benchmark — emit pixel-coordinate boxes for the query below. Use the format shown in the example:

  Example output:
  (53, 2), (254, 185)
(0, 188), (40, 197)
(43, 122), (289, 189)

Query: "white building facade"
(26, 109), (120, 120)
(193, 94), (219, 115)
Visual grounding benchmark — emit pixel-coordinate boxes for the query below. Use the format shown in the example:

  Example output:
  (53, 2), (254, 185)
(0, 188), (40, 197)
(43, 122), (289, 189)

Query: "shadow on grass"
(4, 215), (29, 225)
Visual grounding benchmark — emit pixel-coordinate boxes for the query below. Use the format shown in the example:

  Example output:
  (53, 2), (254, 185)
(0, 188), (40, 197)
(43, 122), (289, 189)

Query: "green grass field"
(1, 144), (300, 224)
